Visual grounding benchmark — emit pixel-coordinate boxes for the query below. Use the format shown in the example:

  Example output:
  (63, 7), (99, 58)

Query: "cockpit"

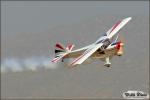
(95, 35), (107, 44)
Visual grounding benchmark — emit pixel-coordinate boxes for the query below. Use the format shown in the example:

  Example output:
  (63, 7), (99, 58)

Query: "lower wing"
(69, 43), (103, 66)
(64, 44), (93, 58)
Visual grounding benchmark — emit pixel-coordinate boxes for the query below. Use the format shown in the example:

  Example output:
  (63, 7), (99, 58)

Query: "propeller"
(116, 32), (125, 56)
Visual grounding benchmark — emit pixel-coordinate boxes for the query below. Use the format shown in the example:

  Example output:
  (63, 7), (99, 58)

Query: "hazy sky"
(1, 1), (148, 34)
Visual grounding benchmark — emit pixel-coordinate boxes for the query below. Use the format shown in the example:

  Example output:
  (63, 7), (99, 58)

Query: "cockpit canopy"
(95, 35), (107, 44)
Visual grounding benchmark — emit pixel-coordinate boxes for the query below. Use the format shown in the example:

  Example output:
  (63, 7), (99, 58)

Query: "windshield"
(95, 35), (107, 44)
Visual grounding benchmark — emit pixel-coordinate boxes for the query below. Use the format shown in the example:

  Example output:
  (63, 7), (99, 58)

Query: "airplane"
(51, 17), (132, 68)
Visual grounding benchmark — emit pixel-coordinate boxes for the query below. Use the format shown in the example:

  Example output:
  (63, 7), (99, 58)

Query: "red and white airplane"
(51, 17), (132, 67)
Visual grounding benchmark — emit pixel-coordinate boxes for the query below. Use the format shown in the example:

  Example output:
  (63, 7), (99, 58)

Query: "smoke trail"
(1, 57), (60, 73)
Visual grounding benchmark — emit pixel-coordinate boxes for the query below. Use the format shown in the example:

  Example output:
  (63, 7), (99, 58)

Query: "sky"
(1, 1), (149, 34)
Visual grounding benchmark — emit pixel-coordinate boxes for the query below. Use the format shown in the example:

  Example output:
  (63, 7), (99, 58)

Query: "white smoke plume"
(1, 57), (60, 73)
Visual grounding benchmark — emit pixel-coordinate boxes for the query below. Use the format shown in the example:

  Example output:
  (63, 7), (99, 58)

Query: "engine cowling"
(115, 41), (124, 56)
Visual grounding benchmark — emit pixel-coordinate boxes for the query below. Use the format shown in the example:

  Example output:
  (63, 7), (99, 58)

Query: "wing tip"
(125, 17), (132, 21)
(68, 63), (78, 69)
(69, 62), (76, 66)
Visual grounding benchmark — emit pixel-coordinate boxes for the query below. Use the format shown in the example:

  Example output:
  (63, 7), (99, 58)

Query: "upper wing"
(69, 43), (103, 66)
(107, 17), (132, 39)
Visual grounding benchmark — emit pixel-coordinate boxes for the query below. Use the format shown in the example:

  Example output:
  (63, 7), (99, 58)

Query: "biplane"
(51, 17), (132, 67)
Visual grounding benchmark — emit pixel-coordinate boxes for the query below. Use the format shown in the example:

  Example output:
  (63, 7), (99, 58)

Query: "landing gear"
(104, 63), (111, 67)
(104, 57), (111, 67)
(62, 58), (64, 62)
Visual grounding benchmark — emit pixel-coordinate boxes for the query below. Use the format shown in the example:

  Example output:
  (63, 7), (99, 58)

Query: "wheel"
(104, 63), (111, 67)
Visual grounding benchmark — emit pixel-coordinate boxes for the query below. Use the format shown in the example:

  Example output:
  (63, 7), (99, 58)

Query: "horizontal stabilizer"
(51, 43), (75, 63)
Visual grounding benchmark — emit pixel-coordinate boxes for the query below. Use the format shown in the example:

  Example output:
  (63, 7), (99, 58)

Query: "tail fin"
(66, 44), (75, 51)
(55, 43), (66, 55)
(51, 43), (74, 63)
